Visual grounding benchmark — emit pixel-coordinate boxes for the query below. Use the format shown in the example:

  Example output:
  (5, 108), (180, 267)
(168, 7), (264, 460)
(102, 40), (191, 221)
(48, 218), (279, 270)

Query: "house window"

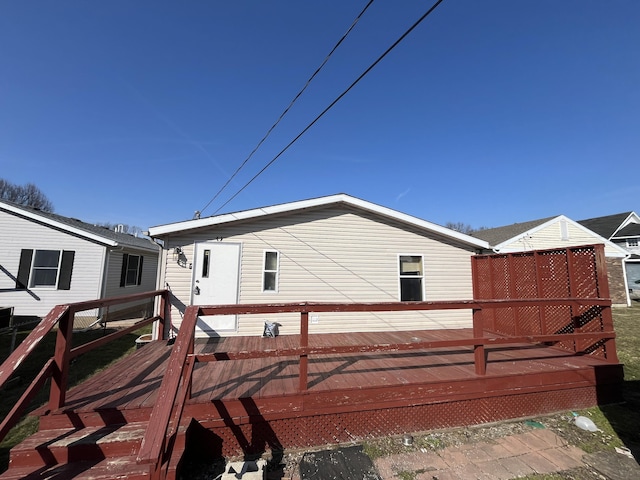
(262, 250), (279, 292)
(399, 255), (424, 301)
(120, 253), (144, 287)
(16, 249), (75, 290)
(30, 250), (61, 287)
(627, 238), (639, 248)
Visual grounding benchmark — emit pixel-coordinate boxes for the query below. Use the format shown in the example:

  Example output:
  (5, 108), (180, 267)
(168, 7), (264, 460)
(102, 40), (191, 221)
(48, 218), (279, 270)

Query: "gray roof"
(1, 200), (158, 252)
(577, 212), (634, 239)
(470, 217), (557, 246)
(616, 223), (640, 238)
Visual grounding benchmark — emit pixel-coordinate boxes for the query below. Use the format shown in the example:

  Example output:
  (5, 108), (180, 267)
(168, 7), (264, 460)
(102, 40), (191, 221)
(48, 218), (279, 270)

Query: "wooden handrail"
(0, 304), (68, 387)
(137, 305), (199, 472)
(135, 295), (617, 478)
(0, 359), (54, 440)
(196, 297), (612, 316)
(193, 331), (616, 363)
(0, 289), (170, 445)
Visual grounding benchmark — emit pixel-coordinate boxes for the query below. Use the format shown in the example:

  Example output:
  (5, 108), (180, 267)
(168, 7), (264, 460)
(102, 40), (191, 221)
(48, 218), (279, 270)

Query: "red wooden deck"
(0, 246), (624, 479)
(40, 328), (622, 458)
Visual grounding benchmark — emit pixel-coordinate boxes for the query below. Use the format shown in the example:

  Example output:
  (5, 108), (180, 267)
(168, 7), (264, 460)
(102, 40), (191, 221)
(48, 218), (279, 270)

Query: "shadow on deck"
(41, 327), (623, 461)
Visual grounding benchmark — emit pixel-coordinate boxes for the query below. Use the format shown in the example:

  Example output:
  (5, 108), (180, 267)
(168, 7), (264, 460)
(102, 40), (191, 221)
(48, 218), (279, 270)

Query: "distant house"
(148, 194), (489, 338)
(0, 200), (160, 323)
(471, 215), (630, 306)
(578, 212), (640, 300)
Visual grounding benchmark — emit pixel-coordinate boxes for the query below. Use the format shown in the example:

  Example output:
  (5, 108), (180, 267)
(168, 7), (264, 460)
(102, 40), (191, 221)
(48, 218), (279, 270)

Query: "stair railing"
(0, 289), (170, 443)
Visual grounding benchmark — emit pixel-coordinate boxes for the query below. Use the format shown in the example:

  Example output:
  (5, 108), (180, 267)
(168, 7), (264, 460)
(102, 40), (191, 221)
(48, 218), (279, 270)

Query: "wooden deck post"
(48, 307), (74, 410)
(473, 307), (486, 375)
(594, 244), (619, 363)
(299, 311), (309, 392)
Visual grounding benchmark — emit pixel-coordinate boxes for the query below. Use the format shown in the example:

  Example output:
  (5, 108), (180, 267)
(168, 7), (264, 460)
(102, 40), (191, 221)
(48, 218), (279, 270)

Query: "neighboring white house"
(470, 215), (631, 306)
(148, 194), (489, 338)
(578, 212), (640, 300)
(0, 199), (160, 323)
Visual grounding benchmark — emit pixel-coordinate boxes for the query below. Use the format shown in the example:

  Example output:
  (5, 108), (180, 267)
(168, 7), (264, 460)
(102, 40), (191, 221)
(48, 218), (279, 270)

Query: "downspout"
(622, 253), (632, 307)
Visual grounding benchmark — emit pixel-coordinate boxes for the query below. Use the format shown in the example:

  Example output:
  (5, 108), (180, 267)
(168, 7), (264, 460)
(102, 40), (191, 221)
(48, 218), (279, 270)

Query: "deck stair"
(0, 420), (186, 480)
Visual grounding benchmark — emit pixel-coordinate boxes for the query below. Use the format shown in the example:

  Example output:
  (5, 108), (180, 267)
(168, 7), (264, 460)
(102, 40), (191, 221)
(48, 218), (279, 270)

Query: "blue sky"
(1, 1), (638, 231)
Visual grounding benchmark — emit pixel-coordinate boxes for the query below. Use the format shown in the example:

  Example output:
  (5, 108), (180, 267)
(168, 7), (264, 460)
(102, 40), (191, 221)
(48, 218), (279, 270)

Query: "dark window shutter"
(137, 256), (144, 285)
(16, 249), (33, 289)
(58, 250), (75, 290)
(120, 253), (129, 287)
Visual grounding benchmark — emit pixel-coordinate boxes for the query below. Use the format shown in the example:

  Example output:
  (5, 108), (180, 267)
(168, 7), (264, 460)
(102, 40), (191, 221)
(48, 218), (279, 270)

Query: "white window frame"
(262, 250), (280, 293)
(29, 249), (62, 288)
(398, 254), (425, 301)
(627, 238), (639, 248)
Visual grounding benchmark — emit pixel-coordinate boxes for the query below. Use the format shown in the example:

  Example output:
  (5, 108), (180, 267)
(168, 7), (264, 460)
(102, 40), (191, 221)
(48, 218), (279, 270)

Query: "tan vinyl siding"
(499, 220), (621, 257)
(0, 210), (105, 317)
(159, 206), (476, 337)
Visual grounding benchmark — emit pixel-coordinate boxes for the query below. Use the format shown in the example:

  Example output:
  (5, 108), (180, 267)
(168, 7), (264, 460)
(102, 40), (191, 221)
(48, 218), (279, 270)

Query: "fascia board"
(1, 201), (118, 247)
(342, 196), (489, 249)
(148, 194), (490, 249)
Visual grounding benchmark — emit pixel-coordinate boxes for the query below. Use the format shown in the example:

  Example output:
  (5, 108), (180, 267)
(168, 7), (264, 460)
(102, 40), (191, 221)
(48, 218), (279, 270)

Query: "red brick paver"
(373, 429), (587, 480)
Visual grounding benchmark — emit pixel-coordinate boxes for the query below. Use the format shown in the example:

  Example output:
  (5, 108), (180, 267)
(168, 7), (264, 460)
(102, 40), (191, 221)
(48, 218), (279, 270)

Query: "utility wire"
(213, 0), (446, 215)
(199, 0), (376, 215)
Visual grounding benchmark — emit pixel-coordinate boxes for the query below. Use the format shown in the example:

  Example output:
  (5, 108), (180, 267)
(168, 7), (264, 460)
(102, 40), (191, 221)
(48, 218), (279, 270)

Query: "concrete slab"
(583, 450), (640, 480)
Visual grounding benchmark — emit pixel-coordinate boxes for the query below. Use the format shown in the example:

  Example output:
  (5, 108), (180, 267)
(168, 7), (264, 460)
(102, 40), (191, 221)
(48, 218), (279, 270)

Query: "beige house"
(471, 215), (630, 306)
(148, 194), (489, 338)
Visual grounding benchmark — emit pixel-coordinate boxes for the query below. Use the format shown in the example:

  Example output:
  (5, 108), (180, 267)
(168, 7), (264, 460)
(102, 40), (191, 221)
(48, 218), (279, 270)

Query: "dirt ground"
(266, 411), (638, 480)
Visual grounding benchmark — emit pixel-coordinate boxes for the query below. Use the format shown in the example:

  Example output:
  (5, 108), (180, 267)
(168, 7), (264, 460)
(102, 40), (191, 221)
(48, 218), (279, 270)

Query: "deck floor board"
(54, 330), (616, 418)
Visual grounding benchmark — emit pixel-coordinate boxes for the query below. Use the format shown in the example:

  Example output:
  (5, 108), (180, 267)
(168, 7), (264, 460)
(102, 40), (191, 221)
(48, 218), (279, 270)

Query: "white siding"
(102, 249), (160, 315)
(0, 210), (105, 317)
(158, 206), (477, 337)
(499, 219), (623, 257)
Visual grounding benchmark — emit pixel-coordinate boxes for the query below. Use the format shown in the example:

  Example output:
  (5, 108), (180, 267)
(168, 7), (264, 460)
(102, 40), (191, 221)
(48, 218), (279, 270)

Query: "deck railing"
(136, 296), (618, 477)
(0, 289), (171, 443)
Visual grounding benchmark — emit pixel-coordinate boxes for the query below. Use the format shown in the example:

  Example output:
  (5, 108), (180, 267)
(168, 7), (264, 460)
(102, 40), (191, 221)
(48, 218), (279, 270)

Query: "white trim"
(0, 200), (118, 246)
(262, 250), (280, 293)
(397, 253), (425, 301)
(149, 194), (489, 249)
(29, 249), (62, 289)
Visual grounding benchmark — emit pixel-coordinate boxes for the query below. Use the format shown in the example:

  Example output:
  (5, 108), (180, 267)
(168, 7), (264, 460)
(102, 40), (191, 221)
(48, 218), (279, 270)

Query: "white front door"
(192, 242), (241, 335)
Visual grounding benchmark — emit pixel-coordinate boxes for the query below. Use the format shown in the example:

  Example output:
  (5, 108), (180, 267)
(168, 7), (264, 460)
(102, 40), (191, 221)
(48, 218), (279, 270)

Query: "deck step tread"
(1, 456), (153, 480)
(9, 423), (148, 468)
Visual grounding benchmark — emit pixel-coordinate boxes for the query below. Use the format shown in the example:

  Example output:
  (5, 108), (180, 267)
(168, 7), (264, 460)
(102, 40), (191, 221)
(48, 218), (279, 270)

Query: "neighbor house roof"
(577, 212), (635, 239)
(616, 223), (640, 238)
(148, 193), (490, 249)
(470, 214), (628, 257)
(0, 199), (158, 252)
(470, 217), (556, 246)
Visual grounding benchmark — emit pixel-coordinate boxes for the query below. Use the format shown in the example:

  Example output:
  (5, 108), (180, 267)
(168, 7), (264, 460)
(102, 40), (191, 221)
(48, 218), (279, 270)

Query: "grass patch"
(574, 301), (640, 454)
(0, 324), (151, 470)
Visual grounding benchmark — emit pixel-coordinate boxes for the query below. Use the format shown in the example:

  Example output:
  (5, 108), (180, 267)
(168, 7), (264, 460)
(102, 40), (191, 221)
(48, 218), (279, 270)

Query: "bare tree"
(97, 222), (145, 237)
(445, 222), (487, 234)
(0, 178), (54, 212)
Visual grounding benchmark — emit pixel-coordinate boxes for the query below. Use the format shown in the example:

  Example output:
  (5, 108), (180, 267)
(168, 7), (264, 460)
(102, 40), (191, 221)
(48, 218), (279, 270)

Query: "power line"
(199, 0), (376, 215)
(213, 0), (446, 215)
